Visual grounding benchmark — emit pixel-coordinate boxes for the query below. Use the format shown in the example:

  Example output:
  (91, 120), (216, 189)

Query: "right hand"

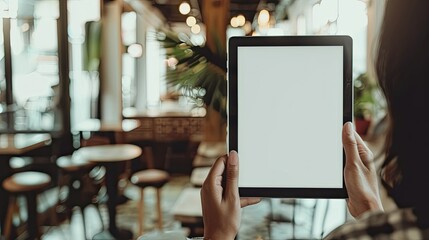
(342, 122), (384, 218)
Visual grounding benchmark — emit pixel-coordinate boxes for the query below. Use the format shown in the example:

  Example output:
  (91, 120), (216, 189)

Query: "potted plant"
(354, 72), (379, 137)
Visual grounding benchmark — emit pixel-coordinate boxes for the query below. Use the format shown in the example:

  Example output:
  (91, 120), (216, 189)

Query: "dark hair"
(376, 0), (429, 227)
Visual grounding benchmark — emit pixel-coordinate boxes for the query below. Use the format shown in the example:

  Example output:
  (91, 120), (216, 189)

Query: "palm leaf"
(157, 28), (227, 121)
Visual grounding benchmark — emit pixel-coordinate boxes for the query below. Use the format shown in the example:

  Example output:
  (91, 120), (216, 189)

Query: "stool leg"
(138, 189), (144, 235)
(4, 196), (16, 239)
(26, 193), (40, 239)
(0, 188), (10, 233)
(156, 188), (163, 230)
(95, 203), (105, 230)
(81, 207), (87, 240)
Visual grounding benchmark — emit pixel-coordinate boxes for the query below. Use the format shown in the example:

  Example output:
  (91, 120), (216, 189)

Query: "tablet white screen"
(237, 46), (343, 188)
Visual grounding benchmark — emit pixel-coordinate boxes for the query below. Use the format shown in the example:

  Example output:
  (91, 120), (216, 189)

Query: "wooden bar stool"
(2, 171), (51, 240)
(130, 147), (169, 235)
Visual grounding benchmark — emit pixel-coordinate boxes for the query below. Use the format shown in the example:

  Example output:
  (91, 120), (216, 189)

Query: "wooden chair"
(2, 171), (51, 240)
(130, 146), (170, 235)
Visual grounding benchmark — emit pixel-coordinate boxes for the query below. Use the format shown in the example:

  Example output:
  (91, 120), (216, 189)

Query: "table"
(74, 119), (141, 218)
(76, 144), (142, 239)
(0, 133), (52, 234)
(171, 187), (203, 236)
(190, 167), (210, 187)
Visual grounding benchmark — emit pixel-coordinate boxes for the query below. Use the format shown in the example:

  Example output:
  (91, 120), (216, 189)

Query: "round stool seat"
(131, 169), (169, 188)
(57, 154), (95, 172)
(9, 157), (33, 170)
(3, 171), (51, 193)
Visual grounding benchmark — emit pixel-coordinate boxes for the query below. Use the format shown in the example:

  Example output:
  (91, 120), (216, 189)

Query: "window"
(0, 0), (68, 133)
(67, 0), (100, 128)
(311, 0), (368, 76)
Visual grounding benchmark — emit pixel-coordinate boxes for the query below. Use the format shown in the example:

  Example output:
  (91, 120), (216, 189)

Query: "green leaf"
(158, 28), (227, 122)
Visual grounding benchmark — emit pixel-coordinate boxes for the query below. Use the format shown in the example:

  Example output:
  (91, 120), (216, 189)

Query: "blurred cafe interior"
(0, 0), (392, 239)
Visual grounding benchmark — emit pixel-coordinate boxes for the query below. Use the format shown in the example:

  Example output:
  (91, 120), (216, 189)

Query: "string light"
(191, 24), (201, 34)
(230, 17), (239, 28)
(258, 9), (270, 26)
(179, 2), (191, 15)
(236, 14), (246, 27)
(243, 21), (252, 34)
(127, 43), (143, 58)
(186, 16), (197, 27)
(230, 14), (246, 28)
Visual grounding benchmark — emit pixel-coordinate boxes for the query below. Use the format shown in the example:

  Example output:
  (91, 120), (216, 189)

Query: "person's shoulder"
(325, 208), (429, 240)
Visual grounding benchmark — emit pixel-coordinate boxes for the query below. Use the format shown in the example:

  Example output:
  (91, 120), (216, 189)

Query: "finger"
(353, 131), (374, 169)
(225, 150), (240, 200)
(240, 197), (261, 208)
(204, 155), (227, 187)
(342, 122), (362, 168)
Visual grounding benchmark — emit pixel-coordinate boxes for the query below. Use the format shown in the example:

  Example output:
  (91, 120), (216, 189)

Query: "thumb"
(225, 150), (239, 200)
(342, 122), (360, 167)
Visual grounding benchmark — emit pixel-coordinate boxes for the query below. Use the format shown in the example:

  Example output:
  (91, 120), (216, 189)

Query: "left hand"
(200, 151), (261, 240)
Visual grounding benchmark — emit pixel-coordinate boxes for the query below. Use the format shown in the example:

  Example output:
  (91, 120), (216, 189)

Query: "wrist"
(371, 198), (384, 212)
(367, 195), (384, 211)
(356, 198), (384, 218)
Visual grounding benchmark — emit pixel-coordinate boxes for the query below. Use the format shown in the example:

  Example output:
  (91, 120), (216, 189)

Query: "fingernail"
(346, 122), (354, 135)
(229, 150), (238, 166)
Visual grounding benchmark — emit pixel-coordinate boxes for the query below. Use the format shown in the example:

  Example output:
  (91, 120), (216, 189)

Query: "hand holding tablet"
(228, 36), (353, 198)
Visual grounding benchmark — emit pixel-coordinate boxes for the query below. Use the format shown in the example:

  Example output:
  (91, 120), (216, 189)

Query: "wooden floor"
(30, 131), (393, 240)
(35, 175), (352, 240)
(42, 205), (106, 240)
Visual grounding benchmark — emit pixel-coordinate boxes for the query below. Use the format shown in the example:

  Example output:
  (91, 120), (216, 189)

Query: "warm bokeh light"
(21, 23), (30, 32)
(186, 16), (196, 27)
(230, 17), (239, 28)
(191, 24), (201, 34)
(257, 9), (270, 26)
(167, 57), (179, 69)
(243, 21), (252, 34)
(236, 14), (246, 26)
(179, 2), (191, 15)
(127, 43), (143, 58)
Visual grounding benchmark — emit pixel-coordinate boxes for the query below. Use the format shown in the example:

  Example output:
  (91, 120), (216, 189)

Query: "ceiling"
(149, 0), (295, 25)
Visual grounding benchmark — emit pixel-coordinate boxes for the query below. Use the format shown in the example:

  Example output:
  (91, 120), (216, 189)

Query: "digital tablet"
(228, 36), (352, 198)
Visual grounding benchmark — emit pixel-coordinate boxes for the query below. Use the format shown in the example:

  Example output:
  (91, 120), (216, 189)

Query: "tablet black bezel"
(228, 36), (352, 198)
